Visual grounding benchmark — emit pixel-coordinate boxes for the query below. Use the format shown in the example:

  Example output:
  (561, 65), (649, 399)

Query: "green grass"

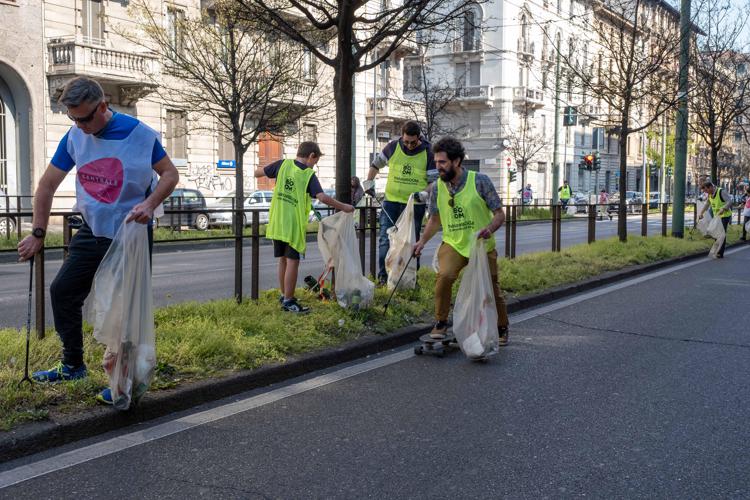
(0, 225), (744, 430)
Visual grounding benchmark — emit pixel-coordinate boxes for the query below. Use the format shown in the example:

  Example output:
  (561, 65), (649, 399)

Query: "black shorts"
(272, 239), (300, 260)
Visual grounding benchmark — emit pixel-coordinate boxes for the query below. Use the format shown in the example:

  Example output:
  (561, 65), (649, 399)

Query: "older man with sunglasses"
(413, 137), (510, 345)
(17, 77), (179, 402)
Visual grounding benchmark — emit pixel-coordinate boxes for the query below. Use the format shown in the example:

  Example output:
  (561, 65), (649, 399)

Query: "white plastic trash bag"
(317, 211), (375, 309)
(566, 204), (577, 216)
(452, 237), (499, 359)
(385, 194), (417, 291)
(92, 221), (156, 410)
(706, 216), (726, 258)
(696, 202), (712, 236)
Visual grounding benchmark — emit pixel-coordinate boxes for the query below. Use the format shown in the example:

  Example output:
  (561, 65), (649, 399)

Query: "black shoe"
(498, 326), (509, 346)
(282, 298), (310, 313)
(377, 275), (387, 287)
(429, 321), (449, 339)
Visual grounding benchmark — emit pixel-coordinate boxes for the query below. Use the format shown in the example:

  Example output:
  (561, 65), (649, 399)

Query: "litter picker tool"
(383, 251), (416, 313)
(19, 258), (34, 387)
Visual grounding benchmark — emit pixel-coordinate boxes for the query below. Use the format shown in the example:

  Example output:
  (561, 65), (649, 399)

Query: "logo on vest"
(452, 206), (465, 219)
(402, 163), (413, 176)
(77, 157), (123, 204)
(284, 178), (295, 191)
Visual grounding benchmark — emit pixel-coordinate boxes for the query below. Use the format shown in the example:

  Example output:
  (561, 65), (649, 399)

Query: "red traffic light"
(585, 155), (594, 163)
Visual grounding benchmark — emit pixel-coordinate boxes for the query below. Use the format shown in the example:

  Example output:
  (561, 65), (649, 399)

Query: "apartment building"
(0, 0), (421, 205)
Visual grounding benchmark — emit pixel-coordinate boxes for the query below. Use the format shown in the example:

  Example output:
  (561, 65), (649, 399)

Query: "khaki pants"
(435, 243), (509, 328)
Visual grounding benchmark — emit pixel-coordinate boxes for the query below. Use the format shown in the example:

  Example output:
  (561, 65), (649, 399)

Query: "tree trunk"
(333, 10), (355, 205)
(234, 138), (245, 303)
(618, 131), (628, 242)
(710, 146), (719, 183)
(520, 163), (526, 213)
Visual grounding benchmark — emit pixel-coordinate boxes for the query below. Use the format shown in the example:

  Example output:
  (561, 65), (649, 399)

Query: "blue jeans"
(378, 200), (426, 281)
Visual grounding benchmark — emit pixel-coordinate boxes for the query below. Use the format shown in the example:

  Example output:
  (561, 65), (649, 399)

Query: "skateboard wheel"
(436, 351), (445, 358)
(414, 346), (423, 355)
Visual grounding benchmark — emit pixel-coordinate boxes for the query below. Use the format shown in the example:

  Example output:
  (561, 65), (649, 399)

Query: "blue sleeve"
(152, 137), (167, 165)
(307, 174), (323, 198)
(51, 131), (75, 172)
(264, 160), (284, 179)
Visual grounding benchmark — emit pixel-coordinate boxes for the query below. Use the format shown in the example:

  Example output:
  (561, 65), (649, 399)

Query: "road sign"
(505, 157), (512, 168)
(563, 106), (577, 127)
(217, 160), (236, 169)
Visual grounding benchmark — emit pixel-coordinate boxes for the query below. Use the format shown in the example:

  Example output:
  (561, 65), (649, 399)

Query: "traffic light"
(509, 169), (517, 182)
(593, 151), (601, 170)
(584, 154), (594, 169)
(667, 166), (673, 176)
(649, 162), (658, 176)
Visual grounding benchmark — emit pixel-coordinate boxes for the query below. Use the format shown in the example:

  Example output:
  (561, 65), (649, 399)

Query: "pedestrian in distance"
(520, 183), (533, 205)
(741, 185), (750, 241)
(558, 180), (572, 208)
(598, 189), (610, 220)
(16, 76), (179, 404)
(362, 121), (437, 285)
(255, 141), (354, 313)
(413, 137), (510, 346)
(351, 176), (364, 207)
(698, 180), (733, 258)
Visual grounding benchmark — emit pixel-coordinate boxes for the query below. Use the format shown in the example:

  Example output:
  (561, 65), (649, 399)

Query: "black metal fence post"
(693, 202), (697, 229)
(16, 195), (22, 239)
(556, 205), (562, 252)
(251, 210), (259, 301)
(34, 251), (45, 339)
(641, 203), (648, 236)
(511, 205), (517, 258)
(588, 204), (596, 243)
(551, 204), (558, 252)
(369, 206), (377, 278)
(504, 204), (511, 258)
(662, 203), (668, 236)
(358, 207), (366, 273)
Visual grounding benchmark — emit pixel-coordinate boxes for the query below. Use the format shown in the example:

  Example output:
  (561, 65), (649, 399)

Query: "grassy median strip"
(0, 226), (744, 430)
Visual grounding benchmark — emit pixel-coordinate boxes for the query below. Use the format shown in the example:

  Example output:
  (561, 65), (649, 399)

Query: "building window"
(165, 110), (187, 160)
(302, 48), (315, 80)
(302, 123), (317, 142)
(455, 64), (467, 89)
(218, 127), (233, 161)
(81, 0), (105, 45)
(462, 6), (481, 51)
(167, 8), (185, 57)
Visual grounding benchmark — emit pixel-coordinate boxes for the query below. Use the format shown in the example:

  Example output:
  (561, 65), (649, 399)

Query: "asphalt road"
(0, 213), (693, 329)
(1, 244), (747, 498)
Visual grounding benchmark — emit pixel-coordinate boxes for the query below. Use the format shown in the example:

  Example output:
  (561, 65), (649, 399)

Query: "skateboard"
(414, 333), (459, 357)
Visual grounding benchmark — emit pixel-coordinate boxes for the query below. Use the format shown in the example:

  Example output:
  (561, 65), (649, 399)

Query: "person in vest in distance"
(17, 76), (179, 403)
(255, 141), (354, 313)
(412, 137), (510, 346)
(363, 120), (437, 285)
(698, 180), (733, 258)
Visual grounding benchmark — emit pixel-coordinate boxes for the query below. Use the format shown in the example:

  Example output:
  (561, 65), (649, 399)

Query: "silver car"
(209, 191), (272, 227)
(0, 188), (17, 236)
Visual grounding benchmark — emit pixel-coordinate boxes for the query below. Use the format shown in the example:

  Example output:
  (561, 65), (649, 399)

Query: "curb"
(1, 240), (746, 463)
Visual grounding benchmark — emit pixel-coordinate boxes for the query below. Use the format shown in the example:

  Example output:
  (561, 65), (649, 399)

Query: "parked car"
(608, 191), (643, 214)
(570, 192), (591, 213)
(309, 189), (336, 221)
(208, 191), (273, 227)
(648, 192), (671, 209)
(0, 189), (17, 237)
(157, 188), (209, 230)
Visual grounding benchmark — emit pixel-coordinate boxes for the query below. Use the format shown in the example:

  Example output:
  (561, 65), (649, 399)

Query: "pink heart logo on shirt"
(77, 157), (123, 204)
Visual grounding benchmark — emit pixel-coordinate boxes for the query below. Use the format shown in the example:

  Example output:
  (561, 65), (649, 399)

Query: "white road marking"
(1, 246), (747, 489)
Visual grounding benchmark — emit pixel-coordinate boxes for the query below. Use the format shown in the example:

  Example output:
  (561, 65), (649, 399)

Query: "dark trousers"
(377, 200), (426, 280)
(51, 221), (153, 367)
(718, 216), (730, 257)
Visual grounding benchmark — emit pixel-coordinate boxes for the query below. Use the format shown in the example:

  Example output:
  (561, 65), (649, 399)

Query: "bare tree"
(689, 0), (750, 183)
(553, 0), (685, 241)
(502, 101), (549, 208)
(234, 0), (481, 203)
(125, 0), (327, 302)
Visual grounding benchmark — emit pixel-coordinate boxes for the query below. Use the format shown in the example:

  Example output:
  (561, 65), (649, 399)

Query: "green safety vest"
(266, 159), (314, 254)
(709, 187), (731, 219)
(560, 185), (571, 200)
(385, 142), (428, 203)
(437, 170), (495, 258)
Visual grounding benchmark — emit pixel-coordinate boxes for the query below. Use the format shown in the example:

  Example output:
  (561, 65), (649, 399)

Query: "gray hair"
(59, 77), (104, 107)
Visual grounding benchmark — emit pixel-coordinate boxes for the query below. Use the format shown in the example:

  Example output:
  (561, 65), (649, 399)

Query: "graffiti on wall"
(184, 164), (234, 193)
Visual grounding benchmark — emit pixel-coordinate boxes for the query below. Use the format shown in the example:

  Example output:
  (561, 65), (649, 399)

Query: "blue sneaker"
(32, 362), (87, 383)
(96, 388), (113, 405)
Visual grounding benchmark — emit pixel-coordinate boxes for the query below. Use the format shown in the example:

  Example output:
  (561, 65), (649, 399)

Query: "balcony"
(578, 103), (601, 124)
(512, 87), (545, 110)
(366, 96), (425, 123)
(517, 39), (535, 62)
(452, 85), (494, 108)
(47, 36), (158, 105)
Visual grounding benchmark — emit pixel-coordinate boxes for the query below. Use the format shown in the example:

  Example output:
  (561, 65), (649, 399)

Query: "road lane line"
(1, 245), (747, 487)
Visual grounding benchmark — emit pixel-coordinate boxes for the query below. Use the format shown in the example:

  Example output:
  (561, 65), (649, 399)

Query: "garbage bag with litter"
(317, 211), (375, 309)
(384, 194), (417, 291)
(92, 221), (156, 410)
(452, 237), (499, 359)
(696, 202), (712, 236)
(706, 215), (726, 258)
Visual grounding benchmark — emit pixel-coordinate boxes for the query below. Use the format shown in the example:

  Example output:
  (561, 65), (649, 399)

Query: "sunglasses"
(67, 101), (102, 123)
(448, 192), (456, 208)
(403, 139), (420, 148)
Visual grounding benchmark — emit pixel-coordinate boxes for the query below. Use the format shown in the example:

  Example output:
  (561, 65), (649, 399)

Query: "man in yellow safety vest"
(698, 180), (733, 258)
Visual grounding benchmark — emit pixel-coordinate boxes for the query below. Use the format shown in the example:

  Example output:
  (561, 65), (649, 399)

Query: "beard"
(439, 168), (456, 182)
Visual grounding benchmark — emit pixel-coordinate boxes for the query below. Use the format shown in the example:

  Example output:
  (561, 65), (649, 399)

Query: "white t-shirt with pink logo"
(68, 122), (158, 238)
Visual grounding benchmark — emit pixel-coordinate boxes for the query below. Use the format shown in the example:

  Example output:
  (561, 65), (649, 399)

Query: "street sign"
(505, 157), (512, 168)
(217, 160), (236, 169)
(563, 106), (577, 127)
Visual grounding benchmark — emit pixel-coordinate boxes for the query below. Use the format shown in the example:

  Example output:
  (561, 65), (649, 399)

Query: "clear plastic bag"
(696, 202), (712, 236)
(317, 211), (375, 309)
(92, 221), (156, 410)
(452, 237), (499, 359)
(385, 194), (417, 291)
(706, 215), (726, 258)
(566, 204), (577, 216)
